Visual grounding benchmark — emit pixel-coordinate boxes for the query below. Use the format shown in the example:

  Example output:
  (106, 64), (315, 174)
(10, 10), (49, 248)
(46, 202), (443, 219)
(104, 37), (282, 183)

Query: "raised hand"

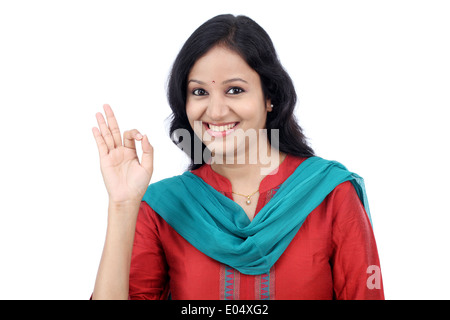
(92, 104), (153, 204)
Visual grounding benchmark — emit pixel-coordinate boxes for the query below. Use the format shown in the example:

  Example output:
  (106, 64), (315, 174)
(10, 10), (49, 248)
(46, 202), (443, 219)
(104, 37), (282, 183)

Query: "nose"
(205, 93), (229, 121)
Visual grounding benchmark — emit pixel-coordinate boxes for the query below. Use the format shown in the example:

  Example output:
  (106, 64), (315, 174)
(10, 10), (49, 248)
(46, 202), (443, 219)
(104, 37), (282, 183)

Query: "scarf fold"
(142, 156), (371, 275)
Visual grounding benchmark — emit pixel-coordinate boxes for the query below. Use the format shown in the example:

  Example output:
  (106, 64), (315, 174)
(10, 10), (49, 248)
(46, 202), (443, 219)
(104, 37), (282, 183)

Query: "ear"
(266, 99), (273, 112)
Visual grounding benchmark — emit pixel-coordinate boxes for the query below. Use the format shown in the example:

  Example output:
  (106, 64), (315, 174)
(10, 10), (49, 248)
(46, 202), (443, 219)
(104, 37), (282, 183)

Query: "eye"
(192, 88), (208, 96)
(227, 87), (245, 95)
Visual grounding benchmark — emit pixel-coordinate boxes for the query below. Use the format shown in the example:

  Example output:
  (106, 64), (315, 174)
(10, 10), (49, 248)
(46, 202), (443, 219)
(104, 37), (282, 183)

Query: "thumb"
(140, 135), (154, 176)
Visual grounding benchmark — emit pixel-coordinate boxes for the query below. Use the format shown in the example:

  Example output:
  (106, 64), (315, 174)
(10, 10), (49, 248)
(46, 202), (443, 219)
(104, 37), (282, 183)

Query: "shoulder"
(137, 201), (160, 226)
(326, 180), (372, 233)
(294, 156), (366, 210)
(144, 171), (195, 198)
(146, 172), (187, 189)
(330, 180), (357, 202)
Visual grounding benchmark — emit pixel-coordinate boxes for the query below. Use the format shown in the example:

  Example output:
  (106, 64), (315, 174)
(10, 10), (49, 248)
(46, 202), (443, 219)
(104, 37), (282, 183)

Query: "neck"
(210, 141), (286, 193)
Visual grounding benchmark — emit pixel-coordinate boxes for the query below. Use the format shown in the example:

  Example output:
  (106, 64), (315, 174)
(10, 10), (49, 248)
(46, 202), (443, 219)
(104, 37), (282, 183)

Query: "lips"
(203, 121), (239, 137)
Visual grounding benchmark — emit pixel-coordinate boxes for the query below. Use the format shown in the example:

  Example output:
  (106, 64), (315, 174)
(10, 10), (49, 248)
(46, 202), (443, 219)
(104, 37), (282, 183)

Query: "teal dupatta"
(142, 156), (371, 275)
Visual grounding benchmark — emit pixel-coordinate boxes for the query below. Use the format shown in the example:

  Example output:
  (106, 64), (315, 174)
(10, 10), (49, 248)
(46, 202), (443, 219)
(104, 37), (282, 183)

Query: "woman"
(91, 14), (384, 300)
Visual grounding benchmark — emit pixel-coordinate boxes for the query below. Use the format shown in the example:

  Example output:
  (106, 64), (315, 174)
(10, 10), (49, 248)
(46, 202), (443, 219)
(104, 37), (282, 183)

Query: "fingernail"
(136, 133), (143, 139)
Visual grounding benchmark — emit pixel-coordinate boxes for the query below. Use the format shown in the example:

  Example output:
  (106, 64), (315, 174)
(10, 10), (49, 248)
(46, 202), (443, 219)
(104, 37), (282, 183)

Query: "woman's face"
(186, 45), (272, 161)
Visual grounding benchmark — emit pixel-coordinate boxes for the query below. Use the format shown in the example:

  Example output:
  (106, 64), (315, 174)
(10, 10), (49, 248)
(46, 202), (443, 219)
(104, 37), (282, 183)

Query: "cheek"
(238, 92), (267, 119)
(243, 106), (261, 119)
(185, 102), (199, 123)
(185, 102), (204, 134)
(236, 101), (267, 124)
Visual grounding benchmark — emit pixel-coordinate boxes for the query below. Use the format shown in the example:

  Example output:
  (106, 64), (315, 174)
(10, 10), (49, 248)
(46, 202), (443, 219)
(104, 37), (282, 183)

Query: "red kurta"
(129, 155), (384, 300)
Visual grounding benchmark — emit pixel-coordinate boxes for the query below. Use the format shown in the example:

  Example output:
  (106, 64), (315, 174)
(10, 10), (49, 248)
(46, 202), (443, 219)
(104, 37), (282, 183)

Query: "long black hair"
(167, 14), (314, 170)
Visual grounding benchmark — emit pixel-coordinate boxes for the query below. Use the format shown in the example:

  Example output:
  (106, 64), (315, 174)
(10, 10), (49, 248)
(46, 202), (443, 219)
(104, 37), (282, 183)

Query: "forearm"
(92, 201), (140, 300)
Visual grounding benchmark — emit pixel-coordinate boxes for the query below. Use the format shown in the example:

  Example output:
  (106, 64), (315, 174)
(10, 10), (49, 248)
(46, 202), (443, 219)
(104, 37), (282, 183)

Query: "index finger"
(103, 104), (122, 147)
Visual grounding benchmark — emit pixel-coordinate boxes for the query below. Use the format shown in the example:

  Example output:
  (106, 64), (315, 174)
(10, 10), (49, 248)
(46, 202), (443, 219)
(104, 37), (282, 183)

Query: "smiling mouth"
(203, 121), (239, 136)
(207, 122), (238, 132)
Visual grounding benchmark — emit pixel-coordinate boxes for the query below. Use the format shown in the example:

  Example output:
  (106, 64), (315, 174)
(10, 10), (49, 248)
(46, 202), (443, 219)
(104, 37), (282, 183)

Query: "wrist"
(107, 199), (141, 222)
(108, 198), (141, 209)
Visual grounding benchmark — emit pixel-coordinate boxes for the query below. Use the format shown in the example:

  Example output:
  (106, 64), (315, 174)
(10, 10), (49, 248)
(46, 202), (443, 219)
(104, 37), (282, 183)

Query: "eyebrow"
(188, 78), (248, 85)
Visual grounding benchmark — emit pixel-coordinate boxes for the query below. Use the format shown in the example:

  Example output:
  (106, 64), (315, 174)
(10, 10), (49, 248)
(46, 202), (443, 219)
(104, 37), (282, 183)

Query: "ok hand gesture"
(92, 104), (153, 205)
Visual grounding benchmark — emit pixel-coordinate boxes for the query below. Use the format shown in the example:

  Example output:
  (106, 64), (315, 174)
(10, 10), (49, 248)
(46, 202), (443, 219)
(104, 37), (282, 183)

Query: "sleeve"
(128, 201), (170, 300)
(330, 181), (385, 300)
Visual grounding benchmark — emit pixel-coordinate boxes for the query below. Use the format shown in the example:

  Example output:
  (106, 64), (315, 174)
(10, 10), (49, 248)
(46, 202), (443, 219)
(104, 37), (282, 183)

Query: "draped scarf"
(142, 156), (371, 275)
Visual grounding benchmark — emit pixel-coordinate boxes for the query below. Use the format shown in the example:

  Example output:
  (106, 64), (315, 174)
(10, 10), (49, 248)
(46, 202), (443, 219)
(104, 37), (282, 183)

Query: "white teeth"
(208, 123), (237, 132)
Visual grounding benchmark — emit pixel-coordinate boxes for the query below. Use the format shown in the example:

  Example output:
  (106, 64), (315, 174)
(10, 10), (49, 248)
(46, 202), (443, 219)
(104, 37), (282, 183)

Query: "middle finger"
(103, 104), (122, 147)
(96, 112), (115, 151)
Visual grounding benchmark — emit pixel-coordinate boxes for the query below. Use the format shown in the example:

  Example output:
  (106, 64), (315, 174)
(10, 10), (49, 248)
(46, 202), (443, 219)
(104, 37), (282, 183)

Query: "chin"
(206, 138), (257, 165)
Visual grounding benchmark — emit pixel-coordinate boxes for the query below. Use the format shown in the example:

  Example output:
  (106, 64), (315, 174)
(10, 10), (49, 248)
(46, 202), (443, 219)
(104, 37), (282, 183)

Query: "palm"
(93, 104), (153, 204)
(100, 146), (151, 202)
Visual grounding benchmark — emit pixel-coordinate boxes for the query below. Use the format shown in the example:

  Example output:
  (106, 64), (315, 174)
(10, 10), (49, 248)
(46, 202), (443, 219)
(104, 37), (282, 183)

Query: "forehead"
(188, 45), (260, 82)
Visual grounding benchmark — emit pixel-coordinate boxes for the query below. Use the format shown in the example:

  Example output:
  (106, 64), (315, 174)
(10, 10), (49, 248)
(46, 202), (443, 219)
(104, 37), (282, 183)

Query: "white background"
(0, 0), (449, 299)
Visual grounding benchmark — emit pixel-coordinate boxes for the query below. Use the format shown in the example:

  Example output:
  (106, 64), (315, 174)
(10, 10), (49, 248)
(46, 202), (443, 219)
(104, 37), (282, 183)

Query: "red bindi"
(212, 80), (215, 84)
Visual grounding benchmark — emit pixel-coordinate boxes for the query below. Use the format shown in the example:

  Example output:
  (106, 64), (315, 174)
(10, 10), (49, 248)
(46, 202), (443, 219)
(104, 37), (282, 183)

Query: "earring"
(271, 104), (274, 108)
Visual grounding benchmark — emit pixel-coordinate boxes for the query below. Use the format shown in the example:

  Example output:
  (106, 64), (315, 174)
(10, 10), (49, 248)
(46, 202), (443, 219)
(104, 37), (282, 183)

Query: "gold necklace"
(231, 189), (259, 205)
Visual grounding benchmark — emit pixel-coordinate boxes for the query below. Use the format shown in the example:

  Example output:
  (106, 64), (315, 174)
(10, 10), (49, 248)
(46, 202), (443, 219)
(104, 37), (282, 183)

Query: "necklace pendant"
(246, 197), (251, 205)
